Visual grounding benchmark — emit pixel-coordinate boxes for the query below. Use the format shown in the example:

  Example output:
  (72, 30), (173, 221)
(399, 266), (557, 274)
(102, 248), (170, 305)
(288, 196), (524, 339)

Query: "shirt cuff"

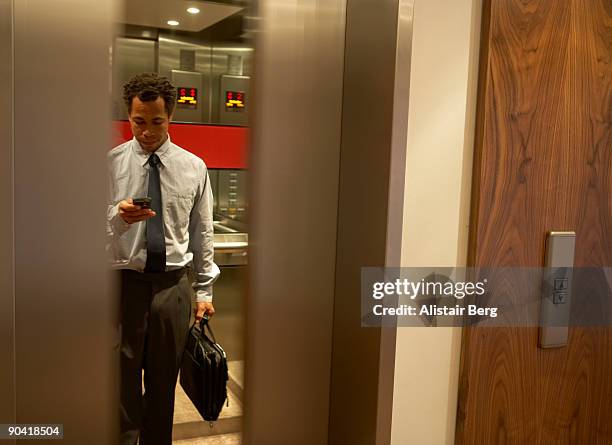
(109, 203), (130, 237)
(196, 289), (213, 303)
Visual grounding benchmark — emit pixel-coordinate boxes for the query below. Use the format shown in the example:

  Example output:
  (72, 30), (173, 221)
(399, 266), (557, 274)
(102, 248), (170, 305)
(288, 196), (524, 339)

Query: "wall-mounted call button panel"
(539, 231), (576, 348)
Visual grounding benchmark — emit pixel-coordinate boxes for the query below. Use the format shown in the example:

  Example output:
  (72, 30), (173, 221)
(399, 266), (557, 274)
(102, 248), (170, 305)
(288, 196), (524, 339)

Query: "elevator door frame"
(244, 0), (414, 443)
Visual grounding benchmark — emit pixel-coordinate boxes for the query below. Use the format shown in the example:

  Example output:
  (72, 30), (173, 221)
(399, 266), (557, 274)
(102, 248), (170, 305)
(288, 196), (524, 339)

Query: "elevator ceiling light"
(187, 7), (200, 14)
(167, 20), (180, 26)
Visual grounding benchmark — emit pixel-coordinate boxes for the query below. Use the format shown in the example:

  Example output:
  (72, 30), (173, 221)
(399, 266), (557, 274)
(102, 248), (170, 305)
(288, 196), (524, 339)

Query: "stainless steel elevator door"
(10, 1), (117, 443)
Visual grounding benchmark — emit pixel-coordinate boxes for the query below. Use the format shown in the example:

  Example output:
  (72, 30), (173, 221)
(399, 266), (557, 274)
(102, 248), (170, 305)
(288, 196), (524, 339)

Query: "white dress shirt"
(106, 135), (220, 302)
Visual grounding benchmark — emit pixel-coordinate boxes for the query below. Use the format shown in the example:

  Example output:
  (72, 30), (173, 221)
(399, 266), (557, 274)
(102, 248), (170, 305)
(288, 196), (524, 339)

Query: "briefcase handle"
(198, 315), (218, 344)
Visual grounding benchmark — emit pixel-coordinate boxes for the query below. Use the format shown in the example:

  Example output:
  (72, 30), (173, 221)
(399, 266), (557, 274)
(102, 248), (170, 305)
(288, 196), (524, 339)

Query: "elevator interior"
(112, 2), (252, 441)
(112, 7), (251, 223)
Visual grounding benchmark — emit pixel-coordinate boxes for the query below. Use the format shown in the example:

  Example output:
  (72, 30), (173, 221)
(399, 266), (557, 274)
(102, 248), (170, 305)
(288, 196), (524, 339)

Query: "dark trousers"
(119, 268), (192, 445)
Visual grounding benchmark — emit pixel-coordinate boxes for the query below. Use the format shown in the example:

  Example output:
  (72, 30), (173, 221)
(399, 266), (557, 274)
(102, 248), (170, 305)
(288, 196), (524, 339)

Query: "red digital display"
(225, 91), (245, 110)
(177, 87), (197, 105)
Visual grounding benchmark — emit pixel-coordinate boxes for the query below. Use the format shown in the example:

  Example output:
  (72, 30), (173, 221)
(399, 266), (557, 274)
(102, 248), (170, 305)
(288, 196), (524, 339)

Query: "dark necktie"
(144, 153), (166, 272)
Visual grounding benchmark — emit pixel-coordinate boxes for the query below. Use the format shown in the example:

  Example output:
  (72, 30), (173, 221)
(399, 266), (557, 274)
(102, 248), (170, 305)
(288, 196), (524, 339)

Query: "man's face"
(128, 96), (172, 152)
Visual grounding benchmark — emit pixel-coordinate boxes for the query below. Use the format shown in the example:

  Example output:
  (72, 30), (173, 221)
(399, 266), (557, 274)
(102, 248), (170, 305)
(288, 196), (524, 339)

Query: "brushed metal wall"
(211, 44), (253, 125)
(243, 0), (347, 443)
(11, 1), (117, 443)
(157, 35), (213, 124)
(112, 37), (156, 120)
(114, 32), (254, 125)
(0, 0), (15, 437)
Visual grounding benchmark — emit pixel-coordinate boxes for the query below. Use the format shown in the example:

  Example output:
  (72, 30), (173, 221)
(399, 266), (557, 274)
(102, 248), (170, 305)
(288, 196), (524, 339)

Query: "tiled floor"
(173, 433), (241, 445)
(227, 361), (244, 388)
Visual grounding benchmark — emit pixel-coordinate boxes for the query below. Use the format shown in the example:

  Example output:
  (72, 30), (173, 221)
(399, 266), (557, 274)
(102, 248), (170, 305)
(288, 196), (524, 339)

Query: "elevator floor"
(173, 433), (241, 445)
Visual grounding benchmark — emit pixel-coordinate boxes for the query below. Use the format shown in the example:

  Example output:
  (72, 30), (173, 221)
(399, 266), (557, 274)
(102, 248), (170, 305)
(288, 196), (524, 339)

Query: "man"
(107, 73), (220, 445)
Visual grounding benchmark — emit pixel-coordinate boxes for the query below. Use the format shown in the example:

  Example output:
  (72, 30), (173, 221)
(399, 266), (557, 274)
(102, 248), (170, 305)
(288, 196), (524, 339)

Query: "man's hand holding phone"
(119, 198), (156, 224)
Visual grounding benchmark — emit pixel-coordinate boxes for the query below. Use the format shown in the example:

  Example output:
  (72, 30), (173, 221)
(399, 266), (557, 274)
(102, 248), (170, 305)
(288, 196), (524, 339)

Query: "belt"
(121, 267), (188, 282)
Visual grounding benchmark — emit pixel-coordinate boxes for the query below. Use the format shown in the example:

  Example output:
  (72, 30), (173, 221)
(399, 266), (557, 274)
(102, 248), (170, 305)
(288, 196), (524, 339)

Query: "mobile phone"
(133, 197), (152, 209)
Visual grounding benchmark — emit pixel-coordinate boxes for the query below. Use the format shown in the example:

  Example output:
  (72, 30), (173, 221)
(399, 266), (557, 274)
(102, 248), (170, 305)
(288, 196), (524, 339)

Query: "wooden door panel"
(457, 0), (612, 444)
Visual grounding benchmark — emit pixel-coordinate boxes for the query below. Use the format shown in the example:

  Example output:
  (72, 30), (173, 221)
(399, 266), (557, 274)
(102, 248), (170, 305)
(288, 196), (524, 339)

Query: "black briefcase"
(180, 316), (229, 422)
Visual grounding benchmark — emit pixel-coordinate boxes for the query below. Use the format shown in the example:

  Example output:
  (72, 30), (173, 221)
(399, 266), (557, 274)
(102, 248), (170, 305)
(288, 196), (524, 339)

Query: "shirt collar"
(131, 135), (173, 167)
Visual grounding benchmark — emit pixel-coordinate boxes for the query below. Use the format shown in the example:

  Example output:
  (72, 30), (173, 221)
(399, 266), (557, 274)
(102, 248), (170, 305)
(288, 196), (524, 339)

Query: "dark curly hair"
(123, 73), (177, 116)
